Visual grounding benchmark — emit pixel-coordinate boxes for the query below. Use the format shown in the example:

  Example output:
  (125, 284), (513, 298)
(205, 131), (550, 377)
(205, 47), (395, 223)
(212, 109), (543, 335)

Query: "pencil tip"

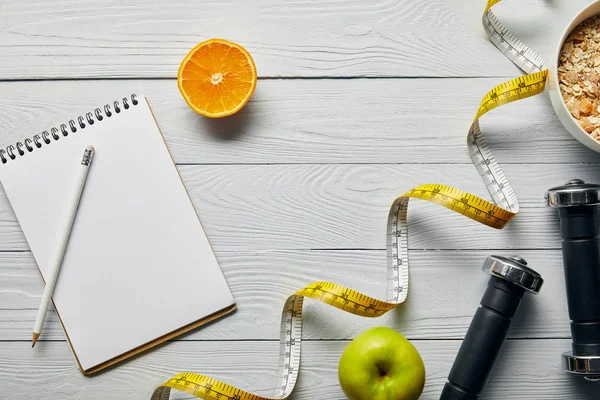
(32, 332), (40, 348)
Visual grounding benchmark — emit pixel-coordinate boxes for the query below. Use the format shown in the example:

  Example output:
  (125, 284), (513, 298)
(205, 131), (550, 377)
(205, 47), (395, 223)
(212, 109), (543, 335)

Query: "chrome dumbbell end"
(482, 255), (543, 294)
(562, 352), (600, 382)
(546, 179), (600, 208)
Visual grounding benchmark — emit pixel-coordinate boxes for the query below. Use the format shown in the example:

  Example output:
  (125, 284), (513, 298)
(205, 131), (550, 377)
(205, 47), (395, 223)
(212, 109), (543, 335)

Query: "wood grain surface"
(0, 0), (594, 79)
(0, 249), (569, 342)
(2, 340), (600, 399)
(0, 163), (590, 251)
(1, 79), (600, 165)
(1, 0), (597, 399)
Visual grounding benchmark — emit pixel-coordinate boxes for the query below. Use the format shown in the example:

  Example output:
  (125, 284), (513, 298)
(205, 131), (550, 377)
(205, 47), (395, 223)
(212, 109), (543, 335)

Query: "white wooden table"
(2, 0), (600, 398)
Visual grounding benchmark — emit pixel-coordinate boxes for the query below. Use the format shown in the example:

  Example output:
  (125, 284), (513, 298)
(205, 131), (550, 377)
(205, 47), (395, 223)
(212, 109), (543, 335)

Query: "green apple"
(338, 327), (425, 400)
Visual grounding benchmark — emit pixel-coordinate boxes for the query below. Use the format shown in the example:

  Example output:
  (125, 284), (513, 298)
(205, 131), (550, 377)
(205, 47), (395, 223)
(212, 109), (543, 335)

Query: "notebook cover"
(8, 96), (236, 374)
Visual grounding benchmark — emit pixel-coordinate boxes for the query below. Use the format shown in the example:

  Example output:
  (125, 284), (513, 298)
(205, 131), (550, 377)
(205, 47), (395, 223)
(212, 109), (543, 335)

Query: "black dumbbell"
(546, 179), (600, 381)
(440, 255), (543, 399)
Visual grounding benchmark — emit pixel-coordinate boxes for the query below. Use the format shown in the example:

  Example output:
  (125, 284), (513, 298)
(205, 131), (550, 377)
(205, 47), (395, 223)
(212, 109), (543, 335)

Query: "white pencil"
(32, 145), (95, 347)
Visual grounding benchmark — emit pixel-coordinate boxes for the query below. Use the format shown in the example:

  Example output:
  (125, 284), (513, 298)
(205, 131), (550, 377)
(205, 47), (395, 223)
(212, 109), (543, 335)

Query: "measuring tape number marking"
(152, 1), (548, 398)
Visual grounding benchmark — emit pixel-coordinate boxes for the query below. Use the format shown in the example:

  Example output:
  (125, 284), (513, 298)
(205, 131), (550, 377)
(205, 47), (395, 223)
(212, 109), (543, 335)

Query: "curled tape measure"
(152, 1), (548, 398)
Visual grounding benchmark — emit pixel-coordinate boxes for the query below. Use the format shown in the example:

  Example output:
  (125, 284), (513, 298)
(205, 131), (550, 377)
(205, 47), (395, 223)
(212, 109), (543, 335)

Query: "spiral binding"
(0, 94), (139, 164)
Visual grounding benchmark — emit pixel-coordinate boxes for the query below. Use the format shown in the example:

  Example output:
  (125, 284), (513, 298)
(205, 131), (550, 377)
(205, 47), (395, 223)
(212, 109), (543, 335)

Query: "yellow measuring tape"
(151, 1), (548, 398)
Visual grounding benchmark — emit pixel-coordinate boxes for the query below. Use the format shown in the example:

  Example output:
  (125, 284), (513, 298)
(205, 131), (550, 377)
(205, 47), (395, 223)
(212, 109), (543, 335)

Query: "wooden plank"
(0, 0), (592, 79)
(0, 163), (587, 251)
(0, 339), (598, 399)
(0, 250), (569, 341)
(0, 79), (599, 165)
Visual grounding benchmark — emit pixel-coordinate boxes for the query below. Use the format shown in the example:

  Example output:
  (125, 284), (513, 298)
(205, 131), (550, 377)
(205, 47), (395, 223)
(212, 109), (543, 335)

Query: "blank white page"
(0, 95), (234, 372)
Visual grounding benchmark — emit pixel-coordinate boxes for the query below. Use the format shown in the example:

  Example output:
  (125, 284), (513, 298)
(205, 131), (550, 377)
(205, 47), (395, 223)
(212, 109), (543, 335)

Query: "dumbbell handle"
(439, 276), (526, 399)
(558, 206), (600, 355)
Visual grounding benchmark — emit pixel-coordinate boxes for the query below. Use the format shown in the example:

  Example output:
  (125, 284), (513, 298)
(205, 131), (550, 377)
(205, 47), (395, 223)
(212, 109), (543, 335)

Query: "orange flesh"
(178, 39), (257, 118)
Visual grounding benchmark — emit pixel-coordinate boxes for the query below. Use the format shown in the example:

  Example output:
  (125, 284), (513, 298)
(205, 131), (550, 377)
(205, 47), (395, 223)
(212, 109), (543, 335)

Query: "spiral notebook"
(0, 95), (235, 374)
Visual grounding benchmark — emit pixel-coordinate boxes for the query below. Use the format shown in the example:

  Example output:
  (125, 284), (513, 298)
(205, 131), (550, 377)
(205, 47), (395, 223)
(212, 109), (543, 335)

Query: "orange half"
(177, 39), (257, 118)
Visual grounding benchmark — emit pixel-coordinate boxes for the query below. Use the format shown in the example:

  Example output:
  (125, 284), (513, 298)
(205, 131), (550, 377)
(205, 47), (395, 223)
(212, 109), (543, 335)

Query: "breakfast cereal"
(558, 16), (600, 140)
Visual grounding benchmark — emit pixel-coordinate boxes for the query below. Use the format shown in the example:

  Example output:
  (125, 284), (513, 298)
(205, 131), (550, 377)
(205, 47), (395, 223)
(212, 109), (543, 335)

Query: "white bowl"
(548, 1), (600, 153)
